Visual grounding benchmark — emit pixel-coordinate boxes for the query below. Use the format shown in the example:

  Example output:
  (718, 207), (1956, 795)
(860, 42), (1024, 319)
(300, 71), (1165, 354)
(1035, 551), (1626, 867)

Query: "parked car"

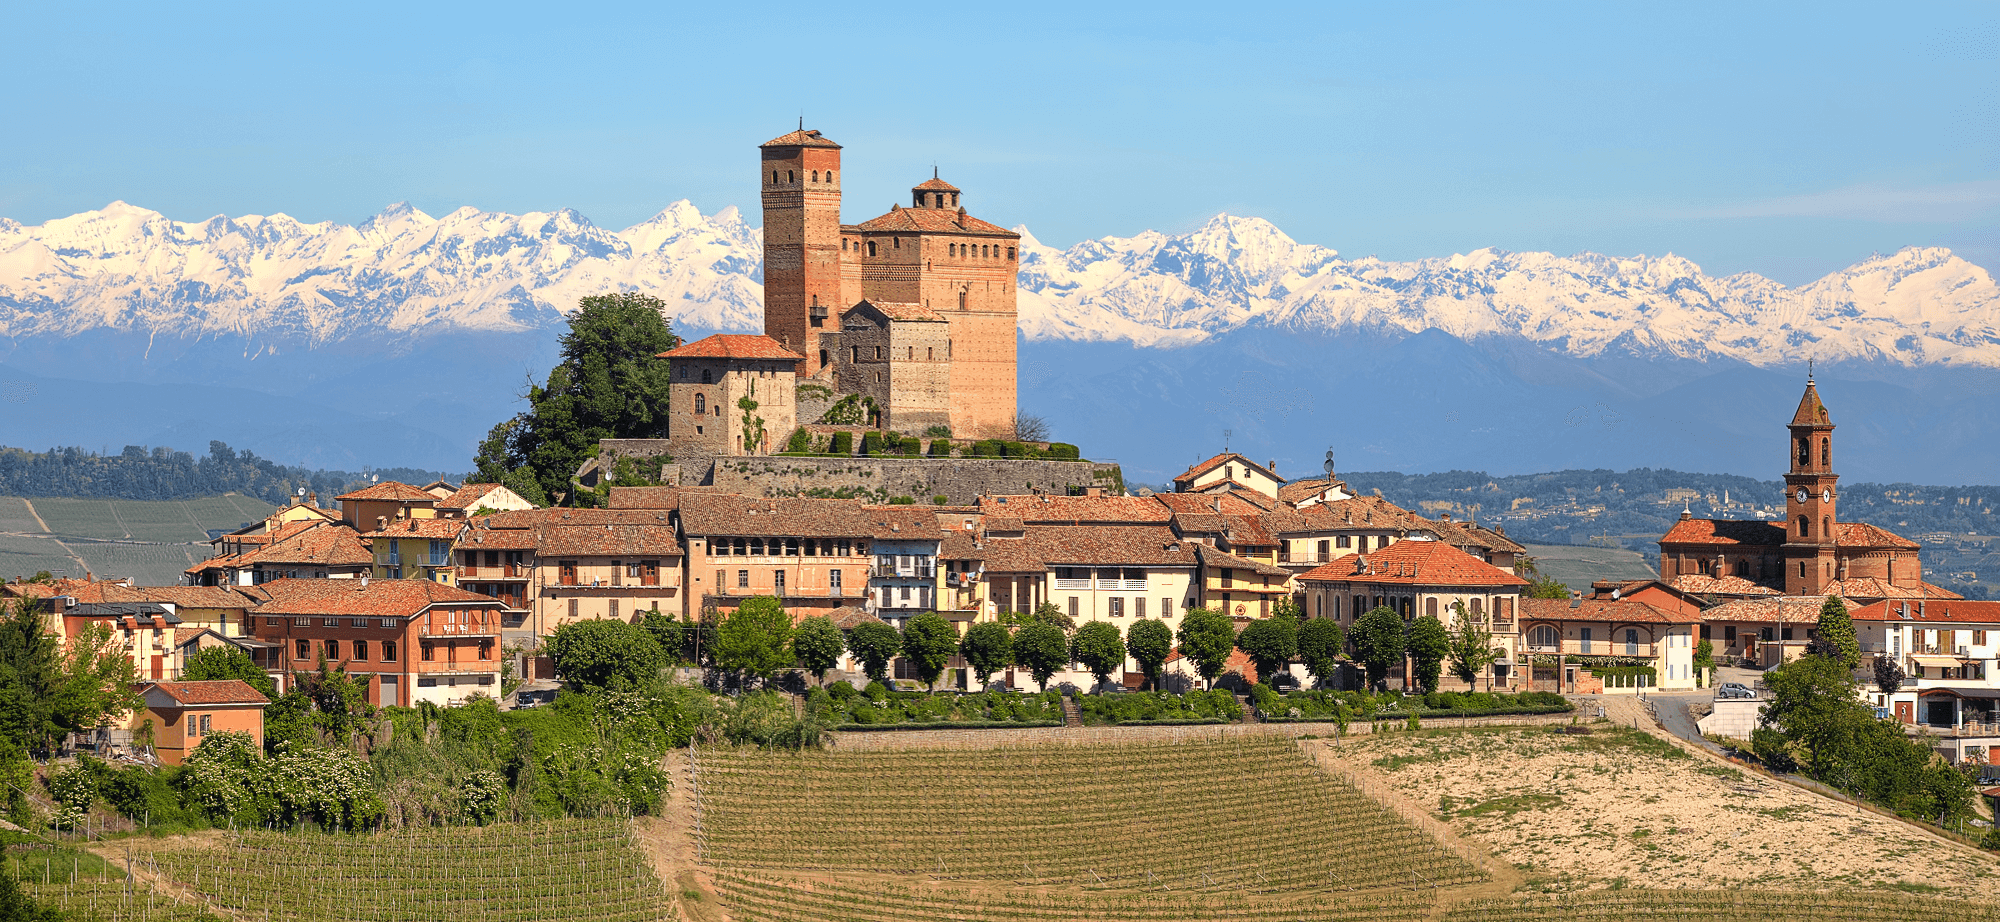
(1268, 673), (1301, 692)
(1716, 685), (1755, 700)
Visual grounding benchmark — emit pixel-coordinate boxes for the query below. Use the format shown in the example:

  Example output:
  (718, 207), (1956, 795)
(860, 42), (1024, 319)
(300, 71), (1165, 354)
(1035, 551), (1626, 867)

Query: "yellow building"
(364, 517), (463, 584)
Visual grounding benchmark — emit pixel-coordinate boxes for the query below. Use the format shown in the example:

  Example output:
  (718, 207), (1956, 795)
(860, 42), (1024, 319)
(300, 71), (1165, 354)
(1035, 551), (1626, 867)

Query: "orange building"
(245, 579), (507, 707)
(760, 127), (1020, 439)
(134, 680), (269, 765)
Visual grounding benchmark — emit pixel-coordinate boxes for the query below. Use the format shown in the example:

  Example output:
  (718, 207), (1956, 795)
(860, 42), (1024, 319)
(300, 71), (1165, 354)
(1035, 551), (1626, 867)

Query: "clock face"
(1796, 488), (1808, 504)
(1821, 488), (1832, 503)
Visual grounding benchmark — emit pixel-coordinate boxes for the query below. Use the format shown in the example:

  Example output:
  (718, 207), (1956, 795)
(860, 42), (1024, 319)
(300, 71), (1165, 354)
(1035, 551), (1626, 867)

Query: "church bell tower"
(1782, 375), (1839, 594)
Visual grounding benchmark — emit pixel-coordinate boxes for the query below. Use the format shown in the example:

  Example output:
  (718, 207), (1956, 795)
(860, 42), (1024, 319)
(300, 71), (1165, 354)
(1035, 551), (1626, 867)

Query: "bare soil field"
(1332, 720), (2000, 895)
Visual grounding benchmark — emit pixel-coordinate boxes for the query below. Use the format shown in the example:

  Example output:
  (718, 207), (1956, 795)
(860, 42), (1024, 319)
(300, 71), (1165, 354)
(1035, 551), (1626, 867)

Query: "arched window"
(693, 394), (705, 414)
(786, 170), (794, 183)
(851, 346), (860, 363)
(958, 290), (967, 310)
(811, 170), (818, 182)
(1797, 438), (1810, 466)
(771, 170), (777, 184)
(1425, 598), (1438, 618)
(1733, 559), (1750, 577)
(819, 349), (829, 368)
(700, 369), (712, 384)
(866, 241), (876, 257)
(907, 346), (913, 360)
(1797, 515), (1809, 538)
(827, 171), (834, 183)
(1821, 438), (1830, 466)
(949, 243), (956, 256)
(1822, 516), (1830, 538)
(1532, 625), (1557, 649)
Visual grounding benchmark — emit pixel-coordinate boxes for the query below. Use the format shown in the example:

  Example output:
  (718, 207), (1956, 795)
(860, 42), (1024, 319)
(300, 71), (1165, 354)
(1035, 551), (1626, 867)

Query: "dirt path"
(1309, 739), (1524, 919)
(632, 749), (731, 922)
(85, 836), (248, 922)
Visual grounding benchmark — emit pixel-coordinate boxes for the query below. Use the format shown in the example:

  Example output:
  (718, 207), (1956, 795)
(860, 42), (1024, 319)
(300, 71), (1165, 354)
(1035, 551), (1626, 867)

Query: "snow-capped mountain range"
(3, 201), (1999, 368)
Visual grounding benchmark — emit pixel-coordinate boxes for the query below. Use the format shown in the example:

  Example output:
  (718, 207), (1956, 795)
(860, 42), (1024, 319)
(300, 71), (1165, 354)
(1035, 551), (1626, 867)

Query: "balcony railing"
(1278, 553), (1335, 565)
(419, 624), (499, 638)
(1053, 578), (1092, 590)
(713, 585), (859, 599)
(460, 565), (531, 579)
(872, 566), (936, 579)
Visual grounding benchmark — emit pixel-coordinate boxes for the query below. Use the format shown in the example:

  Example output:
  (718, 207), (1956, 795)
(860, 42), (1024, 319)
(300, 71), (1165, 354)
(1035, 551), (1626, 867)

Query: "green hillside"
(0, 494), (274, 584)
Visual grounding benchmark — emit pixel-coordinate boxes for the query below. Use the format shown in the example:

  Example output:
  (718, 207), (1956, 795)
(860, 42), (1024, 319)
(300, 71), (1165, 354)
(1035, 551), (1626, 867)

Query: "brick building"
(132, 680), (269, 765)
(760, 127), (1020, 439)
(245, 578), (507, 707)
(659, 334), (804, 458)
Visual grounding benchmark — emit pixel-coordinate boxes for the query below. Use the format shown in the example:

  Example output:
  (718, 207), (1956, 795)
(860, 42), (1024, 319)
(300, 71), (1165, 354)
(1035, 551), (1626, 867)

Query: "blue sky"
(5, 1), (1997, 283)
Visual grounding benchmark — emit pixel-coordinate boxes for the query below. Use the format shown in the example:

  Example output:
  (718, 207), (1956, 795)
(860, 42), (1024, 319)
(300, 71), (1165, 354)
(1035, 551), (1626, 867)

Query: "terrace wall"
(824, 711), (1579, 751)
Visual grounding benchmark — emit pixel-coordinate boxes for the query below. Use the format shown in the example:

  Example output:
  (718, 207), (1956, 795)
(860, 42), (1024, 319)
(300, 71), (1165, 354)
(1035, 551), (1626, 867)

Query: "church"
(1655, 377), (1954, 604)
(758, 126), (1020, 440)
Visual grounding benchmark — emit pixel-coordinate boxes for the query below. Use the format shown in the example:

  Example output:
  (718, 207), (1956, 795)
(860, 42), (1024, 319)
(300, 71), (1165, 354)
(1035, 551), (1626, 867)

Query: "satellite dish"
(1323, 448), (1336, 476)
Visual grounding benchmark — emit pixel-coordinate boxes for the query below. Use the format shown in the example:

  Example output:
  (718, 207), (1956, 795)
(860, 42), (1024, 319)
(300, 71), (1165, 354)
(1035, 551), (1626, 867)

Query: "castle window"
(1008, 247), (1016, 259)
(949, 243), (956, 256)
(771, 170), (777, 184)
(867, 241), (876, 257)
(812, 170), (818, 181)
(927, 347), (933, 360)
(787, 170), (794, 183)
(852, 346), (860, 363)
(907, 346), (913, 360)
(1797, 515), (1809, 538)
(894, 237), (901, 248)
(701, 369), (712, 384)
(876, 346), (883, 360)
(1797, 438), (1809, 466)
(1823, 516), (1830, 538)
(982, 245), (990, 257)
(827, 171), (834, 182)
(694, 394), (705, 414)
(819, 349), (829, 368)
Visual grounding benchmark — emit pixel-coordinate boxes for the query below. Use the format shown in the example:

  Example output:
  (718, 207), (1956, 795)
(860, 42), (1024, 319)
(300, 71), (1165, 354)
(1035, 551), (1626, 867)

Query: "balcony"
(872, 566), (936, 580)
(460, 565), (530, 580)
(1278, 553), (1334, 565)
(1053, 577), (1092, 590)
(712, 585), (859, 599)
(419, 624), (500, 639)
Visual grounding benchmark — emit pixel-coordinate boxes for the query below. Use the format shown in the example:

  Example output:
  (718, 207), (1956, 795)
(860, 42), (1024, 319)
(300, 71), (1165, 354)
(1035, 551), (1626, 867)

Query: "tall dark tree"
(1175, 608), (1238, 690)
(1124, 619), (1174, 691)
(1010, 621), (1069, 692)
(845, 621), (901, 684)
(1815, 594), (1861, 669)
(1351, 606), (1406, 692)
(1234, 617), (1298, 686)
(1406, 614), (1450, 694)
(899, 613), (959, 691)
(1296, 618), (1345, 689)
(0, 600), (58, 750)
(473, 293), (681, 506)
(958, 622), (1014, 687)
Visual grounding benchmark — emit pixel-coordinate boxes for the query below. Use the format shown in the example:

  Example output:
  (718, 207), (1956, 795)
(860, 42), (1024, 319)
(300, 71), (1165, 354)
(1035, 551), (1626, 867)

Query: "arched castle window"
(866, 241), (876, 257)
(787, 170), (794, 183)
(812, 171), (818, 182)
(949, 243), (956, 256)
(1797, 515), (1809, 538)
(771, 171), (778, 184)
(1532, 625), (1557, 648)
(1821, 438), (1830, 466)
(958, 290), (967, 310)
(1823, 516), (1830, 538)
(694, 394), (705, 413)
(827, 171), (834, 182)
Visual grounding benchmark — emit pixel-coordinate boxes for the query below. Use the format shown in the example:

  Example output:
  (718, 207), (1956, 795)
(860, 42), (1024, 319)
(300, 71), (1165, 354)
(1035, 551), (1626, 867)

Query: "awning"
(1910, 655), (1964, 668)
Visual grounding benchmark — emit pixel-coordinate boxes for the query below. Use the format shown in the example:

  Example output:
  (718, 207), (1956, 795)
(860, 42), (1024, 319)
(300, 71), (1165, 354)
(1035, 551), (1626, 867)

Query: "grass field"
(0, 494), (275, 583)
(1522, 542), (1659, 589)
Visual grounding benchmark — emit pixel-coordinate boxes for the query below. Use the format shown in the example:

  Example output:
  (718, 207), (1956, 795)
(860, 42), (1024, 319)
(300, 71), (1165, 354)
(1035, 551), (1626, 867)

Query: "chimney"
(377, 516), (387, 531)
(1267, 459), (1276, 475)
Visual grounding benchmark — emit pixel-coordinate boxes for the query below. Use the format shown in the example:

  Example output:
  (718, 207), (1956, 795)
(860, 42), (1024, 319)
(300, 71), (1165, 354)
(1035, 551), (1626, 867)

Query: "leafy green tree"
(1175, 608), (1238, 690)
(48, 623), (142, 740)
(1406, 613), (1450, 694)
(1272, 596), (1306, 624)
(1761, 653), (1874, 779)
(182, 645), (278, 698)
(1525, 578), (1570, 599)
(1444, 602), (1499, 691)
(899, 613), (959, 690)
(1351, 606), (1406, 691)
(545, 619), (666, 692)
(0, 599), (59, 750)
(1815, 594), (1860, 669)
(1695, 637), (1714, 676)
(1124, 619), (1174, 691)
(471, 292), (682, 506)
(714, 597), (795, 683)
(1069, 621), (1125, 689)
(1010, 621), (1069, 692)
(1030, 600), (1075, 634)
(1296, 618), (1345, 688)
(639, 609), (685, 665)
(791, 616), (844, 685)
(845, 620), (901, 683)
(1234, 617), (1297, 685)
(958, 622), (1013, 686)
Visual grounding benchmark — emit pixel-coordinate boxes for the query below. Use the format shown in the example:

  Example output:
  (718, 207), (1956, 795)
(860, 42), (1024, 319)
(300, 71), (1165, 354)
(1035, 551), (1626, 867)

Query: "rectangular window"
(608, 599), (619, 620)
(1069, 596), (1080, 618)
(1109, 597), (1124, 618)
(354, 640), (368, 661)
(611, 561), (623, 586)
(388, 543), (401, 565)
(1977, 630), (1989, 646)
(1724, 625), (1737, 642)
(1760, 627), (1773, 642)
(1135, 597), (1146, 618)
(560, 561), (578, 585)
(1580, 628), (1592, 654)
(326, 639), (340, 659)
(737, 570), (750, 588)
(899, 585), (911, 602)
(831, 569), (843, 591)
(1337, 535), (1352, 549)
(568, 599), (579, 620)
(296, 639), (309, 660)
(774, 571), (786, 595)
(715, 569), (725, 590)
(1699, 625), (1711, 640)
(1163, 598), (1173, 617)
(1781, 627), (1794, 641)
(383, 641), (397, 662)
(1626, 629), (1639, 655)
(380, 618), (396, 628)
(199, 715), (212, 735)
(1221, 568), (1233, 588)
(642, 560), (660, 586)
(429, 540), (448, 567)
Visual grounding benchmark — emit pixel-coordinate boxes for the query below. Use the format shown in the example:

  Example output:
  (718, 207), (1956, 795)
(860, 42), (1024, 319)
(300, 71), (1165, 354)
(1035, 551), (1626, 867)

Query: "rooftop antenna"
(1807, 357), (1814, 383)
(798, 114), (803, 130)
(1223, 429), (1232, 451)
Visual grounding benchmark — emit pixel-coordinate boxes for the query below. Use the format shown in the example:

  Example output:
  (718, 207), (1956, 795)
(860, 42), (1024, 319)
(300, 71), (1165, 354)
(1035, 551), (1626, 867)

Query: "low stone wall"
(708, 456), (1123, 505)
(824, 711), (1580, 751)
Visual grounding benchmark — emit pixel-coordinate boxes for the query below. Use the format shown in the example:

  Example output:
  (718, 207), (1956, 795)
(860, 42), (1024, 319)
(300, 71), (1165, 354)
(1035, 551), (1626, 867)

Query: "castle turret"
(760, 127), (843, 377)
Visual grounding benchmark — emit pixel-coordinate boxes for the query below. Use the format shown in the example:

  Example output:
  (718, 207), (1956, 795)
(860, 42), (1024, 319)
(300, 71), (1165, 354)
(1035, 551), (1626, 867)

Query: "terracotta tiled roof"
(336, 481), (439, 503)
(977, 495), (1171, 526)
(983, 516), (1026, 535)
(1833, 522), (1921, 550)
(658, 334), (804, 361)
(438, 483), (504, 510)
(143, 680), (269, 707)
(362, 517), (465, 541)
(1702, 596), (1846, 625)
(1791, 382), (1831, 427)
(537, 523), (682, 557)
(761, 128), (841, 149)
(172, 626), (207, 645)
(1821, 577), (1961, 602)
(137, 587), (257, 610)
(977, 536), (1044, 572)
(866, 506), (946, 542)
(1154, 492), (1268, 516)
(1659, 518), (1786, 547)
(1665, 574), (1780, 597)
(456, 524), (539, 551)
(249, 578), (502, 617)
(1299, 539), (1527, 588)
(938, 530), (984, 560)
(1519, 597), (1698, 625)
(1194, 543), (1291, 579)
(851, 300), (945, 323)
(1023, 526), (1197, 568)
(1420, 517), (1525, 554)
(1283, 495), (1429, 534)
(678, 495), (879, 539)
(847, 206), (1018, 237)
(912, 176), (960, 192)
(2, 582), (58, 598)
(606, 486), (726, 510)
(1173, 452), (1278, 486)
(1277, 476), (1353, 505)
(1853, 599), (2000, 624)
(831, 606), (882, 629)
(240, 523), (373, 568)
(1170, 513), (1277, 548)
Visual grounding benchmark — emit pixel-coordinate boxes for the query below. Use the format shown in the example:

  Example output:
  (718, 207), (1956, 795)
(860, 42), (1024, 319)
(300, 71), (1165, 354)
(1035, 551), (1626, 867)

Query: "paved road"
(1645, 692), (1723, 754)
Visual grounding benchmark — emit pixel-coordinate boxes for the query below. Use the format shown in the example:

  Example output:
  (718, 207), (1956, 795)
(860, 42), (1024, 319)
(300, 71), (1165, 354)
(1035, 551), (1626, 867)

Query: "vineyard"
(31, 495), (272, 542)
(696, 735), (1479, 895)
(1444, 889), (2000, 921)
(129, 819), (676, 922)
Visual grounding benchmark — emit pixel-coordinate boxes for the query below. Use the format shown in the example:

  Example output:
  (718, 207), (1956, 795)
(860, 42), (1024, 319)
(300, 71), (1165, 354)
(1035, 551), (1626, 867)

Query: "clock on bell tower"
(1783, 375), (1838, 594)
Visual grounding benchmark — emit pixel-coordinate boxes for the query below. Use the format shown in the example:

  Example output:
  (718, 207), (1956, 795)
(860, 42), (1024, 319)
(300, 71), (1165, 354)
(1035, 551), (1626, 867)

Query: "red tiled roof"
(847, 206), (1018, 237)
(143, 680), (269, 706)
(336, 481), (439, 503)
(1194, 543), (1291, 579)
(456, 524), (539, 551)
(1299, 539), (1527, 588)
(1659, 518), (1786, 547)
(1173, 452), (1278, 486)
(1854, 599), (2000, 624)
(249, 578), (502, 617)
(1282, 495), (1429, 534)
(438, 483), (510, 510)
(678, 495), (877, 539)
(241, 523), (373, 567)
(830, 606), (882, 629)
(537, 522), (682, 557)
(138, 587), (257, 610)
(658, 334), (805, 361)
(1277, 476), (1353, 505)
(1420, 517), (1525, 554)
(1833, 522), (1920, 550)
(761, 128), (841, 149)
(1702, 596), (1846, 625)
(912, 177), (960, 192)
(361, 517), (466, 541)
(1791, 382), (1831, 427)
(1154, 492), (1268, 516)
(1821, 577), (1960, 602)
(1519, 597), (1698, 625)
(977, 495), (1171, 526)
(851, 300), (945, 323)
(1665, 574), (1780, 597)
(1023, 525), (1198, 568)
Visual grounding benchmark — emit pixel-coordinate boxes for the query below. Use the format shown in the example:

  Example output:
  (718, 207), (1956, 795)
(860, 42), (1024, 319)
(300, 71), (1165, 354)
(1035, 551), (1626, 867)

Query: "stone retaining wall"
(824, 711), (1579, 751)
(709, 456), (1123, 505)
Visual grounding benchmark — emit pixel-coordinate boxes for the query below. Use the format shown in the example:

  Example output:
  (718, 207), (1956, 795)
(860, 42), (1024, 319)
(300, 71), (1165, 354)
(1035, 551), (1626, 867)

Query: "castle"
(758, 126), (1021, 440)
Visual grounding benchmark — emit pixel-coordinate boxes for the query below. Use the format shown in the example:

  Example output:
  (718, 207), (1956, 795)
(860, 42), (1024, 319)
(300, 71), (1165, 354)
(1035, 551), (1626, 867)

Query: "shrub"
(784, 428), (813, 453)
(826, 680), (858, 701)
(932, 495), (949, 505)
(862, 680), (889, 702)
(968, 439), (1003, 458)
(1047, 443), (1081, 460)
(829, 431), (853, 455)
(928, 440), (953, 457)
(860, 431), (884, 455)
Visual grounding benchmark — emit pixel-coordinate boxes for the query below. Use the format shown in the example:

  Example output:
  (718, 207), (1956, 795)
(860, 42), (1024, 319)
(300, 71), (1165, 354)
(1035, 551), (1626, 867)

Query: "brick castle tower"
(759, 126), (1019, 439)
